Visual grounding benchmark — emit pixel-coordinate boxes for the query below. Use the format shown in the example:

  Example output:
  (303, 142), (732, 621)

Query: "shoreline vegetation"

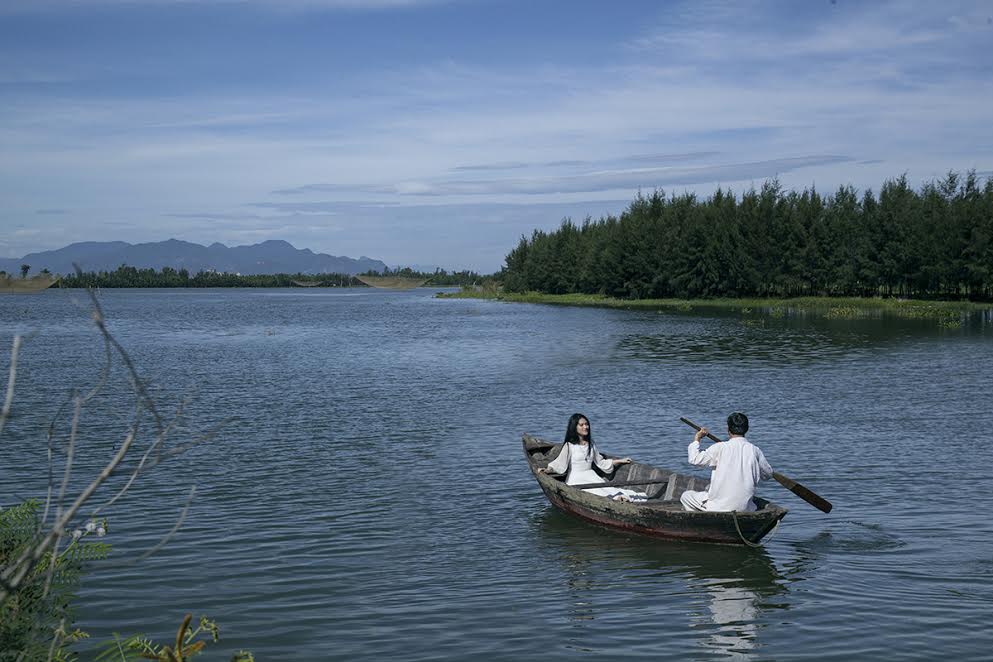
(438, 170), (993, 327)
(8, 265), (490, 289)
(438, 288), (991, 326)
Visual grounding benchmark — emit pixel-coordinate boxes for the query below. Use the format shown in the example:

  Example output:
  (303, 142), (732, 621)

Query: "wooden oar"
(546, 478), (667, 490)
(679, 417), (833, 513)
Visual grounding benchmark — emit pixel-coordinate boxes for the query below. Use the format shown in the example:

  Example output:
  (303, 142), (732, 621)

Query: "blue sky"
(2, 0), (991, 272)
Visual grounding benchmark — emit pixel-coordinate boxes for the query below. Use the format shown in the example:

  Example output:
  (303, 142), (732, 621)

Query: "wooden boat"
(355, 275), (428, 290)
(523, 433), (788, 546)
(0, 274), (59, 294)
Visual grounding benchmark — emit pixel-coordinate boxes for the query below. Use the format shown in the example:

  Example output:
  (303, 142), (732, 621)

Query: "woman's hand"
(613, 457), (632, 466)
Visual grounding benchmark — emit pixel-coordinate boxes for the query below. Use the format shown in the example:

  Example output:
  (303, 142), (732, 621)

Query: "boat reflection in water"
(697, 577), (763, 659)
(533, 507), (791, 659)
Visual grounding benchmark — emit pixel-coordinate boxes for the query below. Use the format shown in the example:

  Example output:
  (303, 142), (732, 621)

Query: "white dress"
(546, 442), (647, 501)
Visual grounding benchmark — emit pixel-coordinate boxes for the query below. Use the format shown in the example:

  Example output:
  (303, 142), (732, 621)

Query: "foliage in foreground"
(0, 500), (108, 661)
(96, 614), (254, 662)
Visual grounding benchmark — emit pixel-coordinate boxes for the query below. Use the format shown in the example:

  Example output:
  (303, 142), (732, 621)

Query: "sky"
(1, 0), (991, 272)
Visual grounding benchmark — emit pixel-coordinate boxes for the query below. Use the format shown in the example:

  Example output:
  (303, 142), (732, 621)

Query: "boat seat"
(643, 474), (671, 499)
(612, 467), (670, 499)
(643, 483), (665, 500)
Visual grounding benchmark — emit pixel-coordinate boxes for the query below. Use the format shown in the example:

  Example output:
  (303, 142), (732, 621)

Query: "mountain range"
(0, 239), (388, 276)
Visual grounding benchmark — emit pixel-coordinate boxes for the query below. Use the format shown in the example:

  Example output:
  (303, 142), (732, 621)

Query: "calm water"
(1, 289), (992, 660)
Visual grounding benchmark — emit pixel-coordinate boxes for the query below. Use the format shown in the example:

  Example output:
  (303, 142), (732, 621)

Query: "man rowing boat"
(680, 412), (773, 512)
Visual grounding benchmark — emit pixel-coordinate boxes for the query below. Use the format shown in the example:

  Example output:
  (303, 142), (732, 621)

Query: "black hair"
(564, 413), (595, 457)
(727, 412), (749, 436)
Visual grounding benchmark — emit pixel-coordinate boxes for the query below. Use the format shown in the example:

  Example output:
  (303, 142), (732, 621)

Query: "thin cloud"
(166, 212), (296, 221)
(544, 160), (589, 167)
(451, 162), (530, 172)
(0, 0), (454, 14)
(235, 201), (363, 214)
(274, 156), (852, 197)
(629, 1), (959, 60)
(450, 152), (721, 173)
(622, 151), (720, 164)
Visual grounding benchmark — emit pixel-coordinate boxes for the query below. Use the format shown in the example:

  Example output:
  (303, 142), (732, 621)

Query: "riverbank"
(437, 289), (992, 325)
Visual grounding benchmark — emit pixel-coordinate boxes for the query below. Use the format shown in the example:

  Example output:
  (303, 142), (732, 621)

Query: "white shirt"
(687, 436), (773, 512)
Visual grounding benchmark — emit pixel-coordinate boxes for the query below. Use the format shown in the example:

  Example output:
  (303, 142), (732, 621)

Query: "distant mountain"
(0, 240), (388, 276)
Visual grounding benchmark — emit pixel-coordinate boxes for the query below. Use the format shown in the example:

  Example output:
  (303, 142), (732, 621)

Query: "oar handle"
(679, 417), (722, 443)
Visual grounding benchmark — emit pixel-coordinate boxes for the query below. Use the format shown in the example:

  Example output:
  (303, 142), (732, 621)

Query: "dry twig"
(1, 282), (220, 611)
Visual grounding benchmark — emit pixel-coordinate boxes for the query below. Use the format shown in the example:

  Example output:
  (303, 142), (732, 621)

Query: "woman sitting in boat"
(537, 413), (648, 502)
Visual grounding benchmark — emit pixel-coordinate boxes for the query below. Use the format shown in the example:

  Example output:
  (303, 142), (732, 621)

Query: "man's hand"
(694, 427), (709, 443)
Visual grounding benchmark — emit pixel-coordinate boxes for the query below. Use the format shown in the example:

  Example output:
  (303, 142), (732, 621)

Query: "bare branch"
(41, 529), (63, 600)
(0, 334), (22, 440)
(80, 320), (113, 404)
(47, 616), (66, 662)
(94, 397), (185, 515)
(55, 397), (83, 531)
(81, 279), (164, 440)
(133, 485), (197, 563)
(108, 418), (229, 479)
(43, 394), (75, 527)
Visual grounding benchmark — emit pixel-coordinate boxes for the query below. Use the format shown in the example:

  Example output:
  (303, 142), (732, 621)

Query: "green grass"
(437, 288), (990, 323)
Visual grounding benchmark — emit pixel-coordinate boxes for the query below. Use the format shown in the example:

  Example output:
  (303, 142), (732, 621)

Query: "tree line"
(365, 266), (494, 287)
(0, 266), (52, 279)
(58, 266), (365, 288)
(500, 171), (993, 301)
(56, 265), (490, 288)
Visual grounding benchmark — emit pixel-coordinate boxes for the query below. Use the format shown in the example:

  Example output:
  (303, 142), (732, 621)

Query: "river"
(1, 288), (991, 660)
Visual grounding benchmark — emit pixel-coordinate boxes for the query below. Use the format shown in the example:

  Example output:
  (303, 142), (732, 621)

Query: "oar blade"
(773, 472), (833, 513)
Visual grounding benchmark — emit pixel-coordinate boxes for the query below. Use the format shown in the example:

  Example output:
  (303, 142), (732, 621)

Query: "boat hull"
(0, 275), (59, 294)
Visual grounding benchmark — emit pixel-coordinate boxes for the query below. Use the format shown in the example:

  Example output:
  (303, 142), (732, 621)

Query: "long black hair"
(564, 413), (595, 458)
